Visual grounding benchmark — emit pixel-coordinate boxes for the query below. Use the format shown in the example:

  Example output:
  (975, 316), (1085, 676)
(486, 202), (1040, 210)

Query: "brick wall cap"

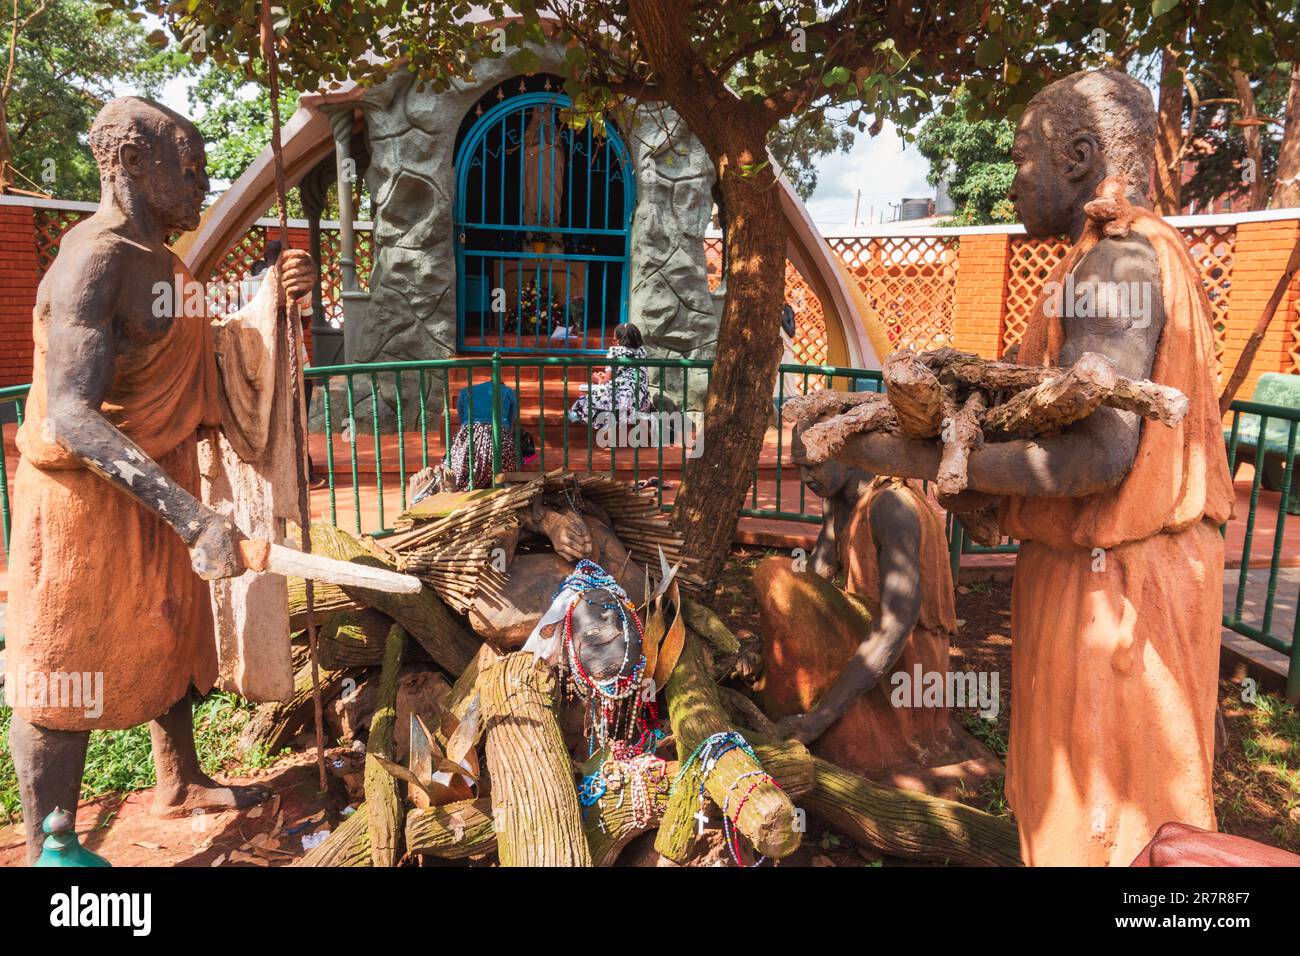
(819, 206), (1300, 239)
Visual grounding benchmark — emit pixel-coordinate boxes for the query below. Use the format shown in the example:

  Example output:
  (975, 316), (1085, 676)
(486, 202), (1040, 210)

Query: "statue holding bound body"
(783, 69), (1233, 866)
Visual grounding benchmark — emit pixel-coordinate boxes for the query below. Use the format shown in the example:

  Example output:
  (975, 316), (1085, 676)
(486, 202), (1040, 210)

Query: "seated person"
(774, 303), (804, 412)
(569, 323), (652, 425)
(449, 379), (519, 490)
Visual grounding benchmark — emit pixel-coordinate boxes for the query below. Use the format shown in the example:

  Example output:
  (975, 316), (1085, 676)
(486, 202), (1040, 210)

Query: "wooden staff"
(1220, 235), (1300, 414)
(260, 2), (327, 792)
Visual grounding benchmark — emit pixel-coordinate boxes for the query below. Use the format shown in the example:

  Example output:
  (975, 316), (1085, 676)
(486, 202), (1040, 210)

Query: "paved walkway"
(1222, 566), (1297, 684)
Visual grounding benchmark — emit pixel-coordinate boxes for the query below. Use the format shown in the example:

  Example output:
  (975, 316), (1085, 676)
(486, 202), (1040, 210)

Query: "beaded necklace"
(556, 559), (649, 752)
(673, 730), (775, 867)
(674, 731), (759, 786)
(721, 770), (781, 867)
(578, 739), (670, 829)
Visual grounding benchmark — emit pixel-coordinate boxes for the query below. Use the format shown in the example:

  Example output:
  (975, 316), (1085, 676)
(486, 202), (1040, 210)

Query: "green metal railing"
(1, 359), (1297, 699)
(1224, 398), (1300, 700)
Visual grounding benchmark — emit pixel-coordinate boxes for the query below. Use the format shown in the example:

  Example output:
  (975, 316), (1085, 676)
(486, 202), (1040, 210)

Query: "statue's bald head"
(792, 418), (870, 498)
(89, 97), (199, 175)
(89, 96), (207, 231)
(1009, 69), (1156, 237)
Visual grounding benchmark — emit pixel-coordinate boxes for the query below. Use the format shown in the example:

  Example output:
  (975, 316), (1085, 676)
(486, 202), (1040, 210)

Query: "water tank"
(899, 197), (933, 221)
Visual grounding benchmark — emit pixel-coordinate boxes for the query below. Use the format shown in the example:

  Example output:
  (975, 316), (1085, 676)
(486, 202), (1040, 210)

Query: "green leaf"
(974, 37), (1003, 69)
(822, 65), (851, 88)
(1152, 0), (1181, 16)
(508, 47), (541, 75)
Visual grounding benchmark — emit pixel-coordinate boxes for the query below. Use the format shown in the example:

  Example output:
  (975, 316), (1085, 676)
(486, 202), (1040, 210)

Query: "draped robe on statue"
(756, 477), (958, 776)
(7, 257), (299, 731)
(999, 199), (1234, 866)
(202, 270), (305, 704)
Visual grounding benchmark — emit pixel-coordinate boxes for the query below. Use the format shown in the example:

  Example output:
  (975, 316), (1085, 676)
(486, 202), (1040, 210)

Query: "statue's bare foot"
(148, 697), (273, 817)
(151, 774), (272, 817)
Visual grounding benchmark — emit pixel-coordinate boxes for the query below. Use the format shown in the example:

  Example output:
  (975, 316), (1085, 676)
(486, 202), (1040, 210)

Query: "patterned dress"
(568, 345), (652, 425)
(449, 423), (518, 491)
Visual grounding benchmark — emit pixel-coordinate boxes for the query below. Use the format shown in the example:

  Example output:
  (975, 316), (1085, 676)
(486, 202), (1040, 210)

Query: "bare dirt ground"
(0, 749), (351, 868)
(3, 546), (1293, 866)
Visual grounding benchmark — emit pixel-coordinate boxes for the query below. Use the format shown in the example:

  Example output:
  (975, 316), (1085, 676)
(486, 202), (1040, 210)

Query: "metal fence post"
(491, 351), (502, 485)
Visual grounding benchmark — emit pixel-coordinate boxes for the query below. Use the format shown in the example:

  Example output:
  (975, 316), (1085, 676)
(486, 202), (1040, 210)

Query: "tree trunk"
(803, 757), (1022, 866)
(0, 94), (12, 193)
(295, 804), (371, 867)
(628, 0), (789, 582)
(654, 735), (814, 863)
(405, 799), (497, 859)
(654, 630), (802, 861)
(307, 523), (480, 675)
(680, 597), (742, 657)
(480, 652), (591, 866)
(363, 623), (406, 867)
(1232, 68), (1267, 211)
(1272, 63), (1300, 209)
(669, 149), (787, 579)
(883, 350), (946, 437)
(1153, 45), (1184, 215)
(981, 351), (1118, 439)
(316, 608), (395, 669)
(237, 652), (349, 755)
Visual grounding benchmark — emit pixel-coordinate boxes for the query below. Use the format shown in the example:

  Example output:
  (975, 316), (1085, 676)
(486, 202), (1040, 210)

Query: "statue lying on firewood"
(389, 473), (677, 648)
(387, 472), (692, 754)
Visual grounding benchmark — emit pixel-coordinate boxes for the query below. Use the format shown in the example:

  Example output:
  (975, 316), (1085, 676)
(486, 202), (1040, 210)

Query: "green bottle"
(34, 808), (111, 867)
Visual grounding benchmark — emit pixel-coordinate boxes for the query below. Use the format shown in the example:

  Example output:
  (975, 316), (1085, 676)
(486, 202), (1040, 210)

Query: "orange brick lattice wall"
(0, 205), (382, 387)
(828, 236), (959, 354)
(1002, 226), (1238, 380)
(0, 203), (41, 387)
(705, 237), (829, 391)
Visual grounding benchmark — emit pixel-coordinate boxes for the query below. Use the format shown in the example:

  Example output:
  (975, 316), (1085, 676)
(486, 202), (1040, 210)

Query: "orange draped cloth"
(7, 261), (223, 731)
(756, 478), (958, 775)
(999, 196), (1234, 866)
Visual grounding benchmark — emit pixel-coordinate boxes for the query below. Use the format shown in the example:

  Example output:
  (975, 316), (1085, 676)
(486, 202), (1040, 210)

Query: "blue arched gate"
(454, 92), (635, 354)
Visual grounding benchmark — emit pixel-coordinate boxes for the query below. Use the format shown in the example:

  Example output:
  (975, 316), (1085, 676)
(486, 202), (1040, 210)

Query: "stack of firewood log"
(784, 347), (1188, 504)
(237, 476), (1023, 868)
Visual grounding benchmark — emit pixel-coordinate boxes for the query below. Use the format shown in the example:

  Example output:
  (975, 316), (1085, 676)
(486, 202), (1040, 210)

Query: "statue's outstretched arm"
(836, 235), (1166, 499)
(777, 487), (922, 744)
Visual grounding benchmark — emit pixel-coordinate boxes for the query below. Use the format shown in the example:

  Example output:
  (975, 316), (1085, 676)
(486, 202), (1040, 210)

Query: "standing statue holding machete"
(4, 17), (417, 864)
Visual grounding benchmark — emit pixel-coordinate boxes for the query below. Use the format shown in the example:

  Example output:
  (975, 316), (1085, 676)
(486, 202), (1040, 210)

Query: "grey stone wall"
(336, 44), (718, 428)
(628, 105), (720, 410)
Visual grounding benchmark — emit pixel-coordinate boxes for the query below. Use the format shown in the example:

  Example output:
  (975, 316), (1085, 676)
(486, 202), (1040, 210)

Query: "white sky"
(800, 121), (932, 230)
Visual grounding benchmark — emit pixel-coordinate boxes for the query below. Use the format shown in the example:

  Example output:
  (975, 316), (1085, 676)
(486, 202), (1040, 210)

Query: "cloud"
(802, 121), (933, 231)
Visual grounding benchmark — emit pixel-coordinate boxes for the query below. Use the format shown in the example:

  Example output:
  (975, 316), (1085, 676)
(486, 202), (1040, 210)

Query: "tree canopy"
(1, 0), (184, 198)
(771, 112), (855, 202)
(916, 88), (1016, 225)
(187, 60), (299, 188)
(116, 0), (1298, 573)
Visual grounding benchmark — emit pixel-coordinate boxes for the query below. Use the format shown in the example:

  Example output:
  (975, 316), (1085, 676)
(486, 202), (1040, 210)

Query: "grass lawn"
(0, 691), (280, 826)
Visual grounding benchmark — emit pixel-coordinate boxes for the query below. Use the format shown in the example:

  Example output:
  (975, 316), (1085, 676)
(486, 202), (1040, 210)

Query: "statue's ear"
(1063, 132), (1099, 182)
(118, 142), (147, 177)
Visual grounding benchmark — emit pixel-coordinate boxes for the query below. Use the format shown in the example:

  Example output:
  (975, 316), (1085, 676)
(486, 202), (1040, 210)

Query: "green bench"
(1225, 372), (1300, 515)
